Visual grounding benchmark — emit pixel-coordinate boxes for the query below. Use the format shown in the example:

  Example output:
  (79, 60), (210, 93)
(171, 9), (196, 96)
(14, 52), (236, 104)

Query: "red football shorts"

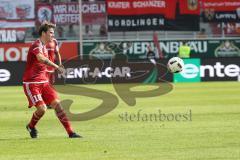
(23, 82), (59, 108)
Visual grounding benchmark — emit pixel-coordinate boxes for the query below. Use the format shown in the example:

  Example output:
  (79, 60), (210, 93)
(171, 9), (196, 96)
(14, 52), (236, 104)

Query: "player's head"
(38, 21), (56, 43)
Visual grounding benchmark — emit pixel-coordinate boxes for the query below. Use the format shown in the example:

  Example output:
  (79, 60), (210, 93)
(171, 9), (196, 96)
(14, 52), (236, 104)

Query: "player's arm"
(54, 40), (63, 67)
(56, 51), (62, 66)
(36, 54), (64, 74)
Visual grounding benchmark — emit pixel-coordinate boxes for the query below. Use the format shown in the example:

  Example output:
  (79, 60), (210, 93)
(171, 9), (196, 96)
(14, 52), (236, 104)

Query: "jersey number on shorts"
(33, 94), (43, 103)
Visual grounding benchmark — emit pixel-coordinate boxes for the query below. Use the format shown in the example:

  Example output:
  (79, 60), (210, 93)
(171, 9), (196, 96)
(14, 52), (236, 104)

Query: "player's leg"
(50, 100), (82, 138)
(46, 72), (55, 109)
(42, 83), (82, 138)
(23, 83), (47, 138)
(28, 105), (47, 129)
(26, 105), (47, 138)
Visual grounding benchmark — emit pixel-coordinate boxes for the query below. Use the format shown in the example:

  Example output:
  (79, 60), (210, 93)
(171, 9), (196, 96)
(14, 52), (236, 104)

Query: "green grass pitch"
(0, 82), (240, 160)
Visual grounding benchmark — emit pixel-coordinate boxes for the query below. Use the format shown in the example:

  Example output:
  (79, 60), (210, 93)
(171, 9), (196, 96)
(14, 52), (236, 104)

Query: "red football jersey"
(23, 39), (49, 83)
(46, 39), (59, 72)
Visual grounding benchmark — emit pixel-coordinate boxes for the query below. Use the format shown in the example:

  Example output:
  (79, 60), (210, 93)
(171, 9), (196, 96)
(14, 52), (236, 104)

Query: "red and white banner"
(0, 42), (79, 62)
(0, 0), (35, 28)
(202, 0), (240, 12)
(179, 0), (200, 15)
(107, 0), (177, 19)
(36, 2), (106, 25)
(52, 3), (79, 24)
(37, 4), (53, 24)
(82, 1), (106, 25)
(58, 42), (79, 60)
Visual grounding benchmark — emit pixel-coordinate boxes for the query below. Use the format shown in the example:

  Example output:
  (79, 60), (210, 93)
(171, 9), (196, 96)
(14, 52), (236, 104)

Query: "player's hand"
(59, 64), (65, 69)
(57, 65), (65, 74)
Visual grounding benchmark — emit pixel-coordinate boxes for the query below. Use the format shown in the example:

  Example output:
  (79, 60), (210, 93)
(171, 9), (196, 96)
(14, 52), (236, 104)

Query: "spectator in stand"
(99, 24), (107, 37)
(32, 27), (39, 38)
(85, 25), (93, 38)
(179, 41), (191, 58)
(56, 26), (64, 38)
(66, 24), (77, 38)
(32, 23), (41, 38)
(236, 23), (240, 34)
(196, 28), (207, 38)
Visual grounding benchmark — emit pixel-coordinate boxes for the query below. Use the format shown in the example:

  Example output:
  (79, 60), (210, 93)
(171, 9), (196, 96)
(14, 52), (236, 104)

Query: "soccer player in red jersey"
(23, 22), (81, 138)
(46, 38), (62, 84)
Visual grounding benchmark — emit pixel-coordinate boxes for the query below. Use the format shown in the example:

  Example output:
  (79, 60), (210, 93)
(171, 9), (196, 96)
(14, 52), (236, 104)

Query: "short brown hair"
(38, 21), (56, 36)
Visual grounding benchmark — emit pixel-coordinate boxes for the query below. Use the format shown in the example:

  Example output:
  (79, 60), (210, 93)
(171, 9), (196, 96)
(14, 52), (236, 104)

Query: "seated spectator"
(66, 24), (77, 38)
(32, 27), (38, 38)
(85, 25), (93, 38)
(99, 24), (107, 36)
(57, 26), (64, 38)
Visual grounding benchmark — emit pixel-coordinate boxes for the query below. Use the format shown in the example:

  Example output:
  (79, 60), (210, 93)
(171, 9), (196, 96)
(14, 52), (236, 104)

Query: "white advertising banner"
(0, 0), (35, 28)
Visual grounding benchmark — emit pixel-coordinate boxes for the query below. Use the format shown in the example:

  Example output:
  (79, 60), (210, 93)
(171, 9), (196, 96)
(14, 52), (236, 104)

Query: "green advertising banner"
(174, 59), (201, 83)
(83, 39), (240, 59)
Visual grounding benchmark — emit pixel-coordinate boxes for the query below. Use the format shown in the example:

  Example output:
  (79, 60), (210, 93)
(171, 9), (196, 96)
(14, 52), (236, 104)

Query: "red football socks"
(29, 112), (44, 128)
(55, 105), (73, 135)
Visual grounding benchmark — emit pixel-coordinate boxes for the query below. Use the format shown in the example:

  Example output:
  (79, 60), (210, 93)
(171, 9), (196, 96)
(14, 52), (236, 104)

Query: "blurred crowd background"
(25, 0), (239, 41)
(0, 0), (240, 84)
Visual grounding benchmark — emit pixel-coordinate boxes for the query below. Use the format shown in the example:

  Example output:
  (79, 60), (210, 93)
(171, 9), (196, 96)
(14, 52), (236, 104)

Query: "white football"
(167, 57), (184, 73)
